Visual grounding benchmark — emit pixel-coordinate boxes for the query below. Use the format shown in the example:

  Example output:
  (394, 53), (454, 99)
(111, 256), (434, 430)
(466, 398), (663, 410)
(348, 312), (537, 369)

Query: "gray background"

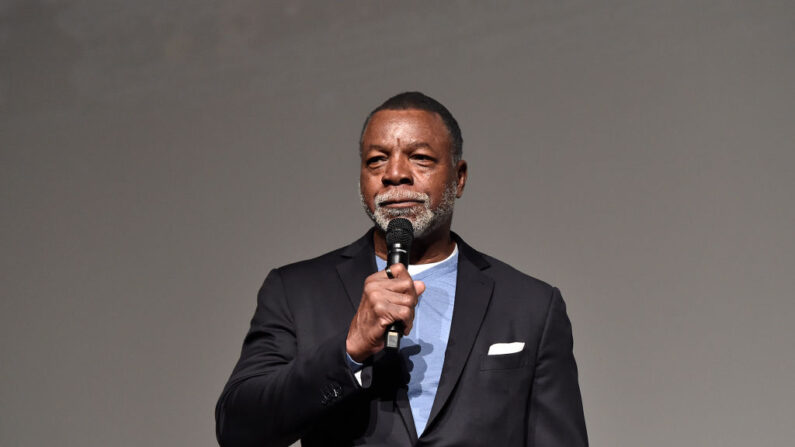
(2, 1), (794, 446)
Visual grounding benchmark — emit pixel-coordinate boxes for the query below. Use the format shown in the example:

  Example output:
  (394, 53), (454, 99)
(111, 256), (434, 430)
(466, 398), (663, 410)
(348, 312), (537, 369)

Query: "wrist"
(345, 337), (369, 363)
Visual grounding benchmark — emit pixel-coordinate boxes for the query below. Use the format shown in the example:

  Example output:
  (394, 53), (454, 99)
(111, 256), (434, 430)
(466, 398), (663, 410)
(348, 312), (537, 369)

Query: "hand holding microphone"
(345, 219), (424, 362)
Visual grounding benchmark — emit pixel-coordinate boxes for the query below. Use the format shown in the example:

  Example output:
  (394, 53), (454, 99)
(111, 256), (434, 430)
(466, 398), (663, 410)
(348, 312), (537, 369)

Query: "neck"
(373, 224), (456, 265)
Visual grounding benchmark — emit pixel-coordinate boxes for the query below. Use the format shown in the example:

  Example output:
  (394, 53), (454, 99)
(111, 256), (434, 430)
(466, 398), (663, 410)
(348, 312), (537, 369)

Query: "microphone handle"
(385, 243), (409, 349)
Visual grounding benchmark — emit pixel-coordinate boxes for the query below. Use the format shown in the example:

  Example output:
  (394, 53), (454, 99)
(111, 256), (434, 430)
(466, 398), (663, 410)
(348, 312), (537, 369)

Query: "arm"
(528, 287), (589, 447)
(215, 269), (362, 447)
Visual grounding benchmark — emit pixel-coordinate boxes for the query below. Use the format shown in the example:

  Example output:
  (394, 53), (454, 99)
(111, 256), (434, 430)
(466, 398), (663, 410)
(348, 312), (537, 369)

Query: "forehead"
(362, 109), (452, 153)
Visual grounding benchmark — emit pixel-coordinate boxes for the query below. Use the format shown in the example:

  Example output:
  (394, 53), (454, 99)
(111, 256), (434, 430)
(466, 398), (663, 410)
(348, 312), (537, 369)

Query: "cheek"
(359, 175), (378, 201)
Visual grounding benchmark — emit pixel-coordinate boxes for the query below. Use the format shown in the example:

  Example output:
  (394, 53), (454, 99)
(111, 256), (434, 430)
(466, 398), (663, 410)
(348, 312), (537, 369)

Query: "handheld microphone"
(385, 218), (414, 350)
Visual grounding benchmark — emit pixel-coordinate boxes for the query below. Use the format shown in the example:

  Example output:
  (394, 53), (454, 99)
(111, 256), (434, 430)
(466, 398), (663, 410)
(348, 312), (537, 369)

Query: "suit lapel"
(394, 363), (419, 442)
(425, 236), (494, 430)
(336, 230), (419, 442)
(335, 230), (377, 312)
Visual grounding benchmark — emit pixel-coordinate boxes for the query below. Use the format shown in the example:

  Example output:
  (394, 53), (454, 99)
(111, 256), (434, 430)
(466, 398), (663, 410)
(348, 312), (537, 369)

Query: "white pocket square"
(487, 342), (525, 355)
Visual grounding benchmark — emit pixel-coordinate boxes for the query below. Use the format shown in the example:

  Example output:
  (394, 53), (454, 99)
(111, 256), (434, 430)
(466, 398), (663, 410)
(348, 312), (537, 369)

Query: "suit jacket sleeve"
(529, 287), (589, 446)
(215, 268), (362, 447)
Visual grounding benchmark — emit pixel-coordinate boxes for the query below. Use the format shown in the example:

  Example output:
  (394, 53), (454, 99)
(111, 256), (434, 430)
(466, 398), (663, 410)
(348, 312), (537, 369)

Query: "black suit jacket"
(216, 231), (587, 446)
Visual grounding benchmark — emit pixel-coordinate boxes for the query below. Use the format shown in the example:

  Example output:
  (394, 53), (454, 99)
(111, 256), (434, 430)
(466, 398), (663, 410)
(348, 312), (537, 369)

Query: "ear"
(455, 160), (468, 198)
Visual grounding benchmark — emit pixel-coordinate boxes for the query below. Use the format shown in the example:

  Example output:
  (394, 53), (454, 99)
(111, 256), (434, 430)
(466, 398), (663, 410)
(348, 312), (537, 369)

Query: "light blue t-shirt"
(375, 246), (458, 436)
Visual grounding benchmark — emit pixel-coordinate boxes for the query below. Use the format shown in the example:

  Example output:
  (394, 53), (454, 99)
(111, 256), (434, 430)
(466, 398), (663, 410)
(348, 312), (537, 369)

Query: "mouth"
(379, 199), (425, 208)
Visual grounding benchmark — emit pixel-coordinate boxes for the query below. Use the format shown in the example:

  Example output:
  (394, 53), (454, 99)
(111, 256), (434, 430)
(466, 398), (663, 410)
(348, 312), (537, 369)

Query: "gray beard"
(360, 180), (457, 238)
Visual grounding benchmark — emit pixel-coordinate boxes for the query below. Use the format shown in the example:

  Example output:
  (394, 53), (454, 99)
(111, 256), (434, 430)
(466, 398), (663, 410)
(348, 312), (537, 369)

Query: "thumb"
(414, 280), (426, 296)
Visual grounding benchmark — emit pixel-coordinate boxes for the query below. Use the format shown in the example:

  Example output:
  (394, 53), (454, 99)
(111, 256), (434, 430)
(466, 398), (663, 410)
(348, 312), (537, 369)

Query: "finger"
(413, 280), (426, 296)
(376, 302), (414, 330)
(382, 285), (422, 307)
(385, 263), (409, 279)
(383, 275), (415, 294)
(398, 305), (415, 334)
(380, 289), (417, 308)
(365, 270), (391, 286)
(379, 264), (407, 283)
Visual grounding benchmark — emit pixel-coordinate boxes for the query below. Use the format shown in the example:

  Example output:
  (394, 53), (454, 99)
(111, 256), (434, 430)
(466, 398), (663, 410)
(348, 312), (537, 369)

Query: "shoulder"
(271, 231), (371, 283)
(482, 253), (552, 287)
(273, 245), (346, 280)
(456, 234), (557, 305)
(481, 253), (556, 298)
(457, 236), (565, 339)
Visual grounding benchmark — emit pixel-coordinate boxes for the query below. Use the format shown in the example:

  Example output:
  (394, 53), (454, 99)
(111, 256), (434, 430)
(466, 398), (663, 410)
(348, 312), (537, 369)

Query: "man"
(216, 92), (587, 446)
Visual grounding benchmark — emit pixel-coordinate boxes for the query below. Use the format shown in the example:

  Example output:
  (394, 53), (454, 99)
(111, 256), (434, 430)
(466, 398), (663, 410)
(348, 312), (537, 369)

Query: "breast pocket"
(480, 351), (528, 371)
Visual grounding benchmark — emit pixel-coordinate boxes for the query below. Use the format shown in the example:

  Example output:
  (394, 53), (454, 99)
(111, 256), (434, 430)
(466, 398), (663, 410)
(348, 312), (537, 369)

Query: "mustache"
(375, 190), (430, 207)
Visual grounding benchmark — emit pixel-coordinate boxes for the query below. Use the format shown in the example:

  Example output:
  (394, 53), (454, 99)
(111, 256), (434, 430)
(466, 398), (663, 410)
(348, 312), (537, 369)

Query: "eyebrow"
(364, 145), (390, 153)
(367, 141), (431, 151)
(364, 142), (432, 152)
(405, 142), (432, 150)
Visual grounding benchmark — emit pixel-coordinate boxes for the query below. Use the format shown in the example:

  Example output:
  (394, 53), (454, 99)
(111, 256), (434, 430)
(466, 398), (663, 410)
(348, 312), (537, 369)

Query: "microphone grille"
(385, 218), (414, 246)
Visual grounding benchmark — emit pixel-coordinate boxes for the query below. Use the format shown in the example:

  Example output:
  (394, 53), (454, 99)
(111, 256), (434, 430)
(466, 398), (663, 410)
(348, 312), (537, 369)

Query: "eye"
(366, 155), (387, 167)
(411, 154), (435, 165)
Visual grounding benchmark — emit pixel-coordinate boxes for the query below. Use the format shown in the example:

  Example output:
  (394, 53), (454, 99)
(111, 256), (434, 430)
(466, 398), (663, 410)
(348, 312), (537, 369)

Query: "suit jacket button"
(321, 383), (341, 405)
(330, 383), (342, 398)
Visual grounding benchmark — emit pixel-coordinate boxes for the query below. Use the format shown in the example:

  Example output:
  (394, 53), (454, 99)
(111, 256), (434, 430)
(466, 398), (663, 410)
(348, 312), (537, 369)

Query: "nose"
(382, 154), (413, 186)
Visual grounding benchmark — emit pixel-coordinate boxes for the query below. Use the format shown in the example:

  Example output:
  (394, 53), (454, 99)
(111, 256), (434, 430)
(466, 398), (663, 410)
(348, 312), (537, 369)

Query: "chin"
(375, 211), (442, 239)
